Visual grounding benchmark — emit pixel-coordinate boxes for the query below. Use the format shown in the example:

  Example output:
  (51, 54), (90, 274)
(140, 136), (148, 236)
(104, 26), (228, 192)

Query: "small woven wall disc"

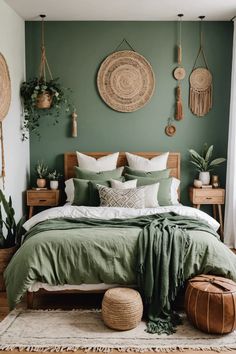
(190, 67), (212, 91)
(0, 53), (11, 121)
(97, 50), (155, 112)
(165, 124), (176, 137)
(173, 67), (186, 81)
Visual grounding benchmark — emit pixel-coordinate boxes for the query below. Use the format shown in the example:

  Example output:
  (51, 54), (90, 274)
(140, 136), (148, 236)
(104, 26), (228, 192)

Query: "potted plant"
(189, 143), (226, 185)
(35, 160), (48, 188)
(20, 78), (71, 140)
(0, 190), (25, 290)
(48, 170), (62, 190)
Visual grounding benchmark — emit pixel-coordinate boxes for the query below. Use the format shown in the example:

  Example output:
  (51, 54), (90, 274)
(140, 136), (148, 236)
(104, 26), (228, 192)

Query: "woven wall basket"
(0, 53), (11, 121)
(97, 50), (155, 112)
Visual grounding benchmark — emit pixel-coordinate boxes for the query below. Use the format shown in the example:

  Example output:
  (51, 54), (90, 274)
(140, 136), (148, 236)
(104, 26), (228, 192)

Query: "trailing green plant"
(20, 77), (72, 140)
(48, 170), (62, 181)
(35, 160), (48, 179)
(189, 143), (226, 172)
(0, 190), (25, 248)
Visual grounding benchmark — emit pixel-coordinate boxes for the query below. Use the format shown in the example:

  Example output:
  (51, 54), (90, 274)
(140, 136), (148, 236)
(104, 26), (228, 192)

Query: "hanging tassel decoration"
(175, 85), (183, 120)
(72, 111), (78, 138)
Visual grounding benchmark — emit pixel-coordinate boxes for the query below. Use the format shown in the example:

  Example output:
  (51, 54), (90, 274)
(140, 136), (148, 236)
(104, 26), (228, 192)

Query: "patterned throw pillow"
(97, 185), (145, 208)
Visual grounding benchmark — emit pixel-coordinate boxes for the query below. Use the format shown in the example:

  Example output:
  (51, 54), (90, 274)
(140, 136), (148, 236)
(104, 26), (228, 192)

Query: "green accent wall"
(26, 21), (233, 205)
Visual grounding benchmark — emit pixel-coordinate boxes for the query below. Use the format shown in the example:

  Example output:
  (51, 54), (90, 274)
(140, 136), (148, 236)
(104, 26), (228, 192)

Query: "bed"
(4, 152), (236, 328)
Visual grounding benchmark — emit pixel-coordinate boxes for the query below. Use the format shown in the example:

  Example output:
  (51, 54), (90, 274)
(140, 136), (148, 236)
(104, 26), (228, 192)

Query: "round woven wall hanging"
(97, 50), (155, 112)
(189, 67), (212, 117)
(0, 53), (11, 121)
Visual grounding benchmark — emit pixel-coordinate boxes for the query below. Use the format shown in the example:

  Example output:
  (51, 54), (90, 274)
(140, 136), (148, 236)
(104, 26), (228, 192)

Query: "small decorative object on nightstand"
(27, 189), (60, 219)
(189, 187), (225, 240)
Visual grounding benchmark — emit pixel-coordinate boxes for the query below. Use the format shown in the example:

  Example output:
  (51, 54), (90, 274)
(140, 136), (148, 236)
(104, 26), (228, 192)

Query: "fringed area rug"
(0, 309), (235, 352)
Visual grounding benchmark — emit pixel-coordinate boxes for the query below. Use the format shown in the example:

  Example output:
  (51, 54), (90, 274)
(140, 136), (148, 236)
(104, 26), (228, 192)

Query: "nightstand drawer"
(192, 189), (224, 198)
(193, 195), (224, 204)
(27, 191), (58, 206)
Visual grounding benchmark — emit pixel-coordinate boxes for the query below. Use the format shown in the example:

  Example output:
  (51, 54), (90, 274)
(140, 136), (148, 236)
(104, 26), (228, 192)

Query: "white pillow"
(76, 152), (119, 172)
(110, 179), (137, 189)
(170, 178), (180, 205)
(125, 152), (169, 172)
(65, 178), (74, 203)
(140, 183), (159, 208)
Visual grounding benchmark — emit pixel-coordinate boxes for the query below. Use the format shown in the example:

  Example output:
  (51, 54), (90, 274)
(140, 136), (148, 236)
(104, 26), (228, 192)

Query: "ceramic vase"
(199, 171), (210, 185)
(193, 179), (203, 188)
(36, 178), (46, 188)
(50, 180), (58, 190)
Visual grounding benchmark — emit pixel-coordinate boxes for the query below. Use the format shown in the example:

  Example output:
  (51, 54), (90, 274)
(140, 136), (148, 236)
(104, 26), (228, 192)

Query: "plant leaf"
(209, 158), (226, 167)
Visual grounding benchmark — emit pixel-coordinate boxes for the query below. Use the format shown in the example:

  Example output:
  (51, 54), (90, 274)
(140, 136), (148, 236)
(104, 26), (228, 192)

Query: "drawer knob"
(39, 199), (47, 202)
(206, 197), (212, 200)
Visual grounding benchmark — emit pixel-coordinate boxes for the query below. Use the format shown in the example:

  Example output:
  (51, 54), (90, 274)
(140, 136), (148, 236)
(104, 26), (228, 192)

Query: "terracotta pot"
(0, 246), (17, 290)
(50, 180), (58, 190)
(36, 91), (53, 109)
(37, 178), (46, 188)
(199, 171), (210, 185)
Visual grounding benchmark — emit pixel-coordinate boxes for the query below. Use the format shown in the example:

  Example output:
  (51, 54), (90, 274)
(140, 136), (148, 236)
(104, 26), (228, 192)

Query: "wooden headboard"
(64, 152), (180, 180)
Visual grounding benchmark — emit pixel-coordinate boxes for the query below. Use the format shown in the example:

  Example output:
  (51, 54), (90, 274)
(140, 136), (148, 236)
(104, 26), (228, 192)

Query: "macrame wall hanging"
(189, 16), (212, 117)
(0, 53), (11, 188)
(173, 14), (185, 121)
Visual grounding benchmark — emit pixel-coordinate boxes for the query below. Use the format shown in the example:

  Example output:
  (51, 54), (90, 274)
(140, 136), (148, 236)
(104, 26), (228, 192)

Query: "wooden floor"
(0, 290), (235, 354)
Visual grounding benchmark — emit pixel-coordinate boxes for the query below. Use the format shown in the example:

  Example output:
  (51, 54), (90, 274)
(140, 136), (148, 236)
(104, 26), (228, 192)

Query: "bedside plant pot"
(50, 180), (59, 190)
(199, 172), (210, 185)
(0, 246), (17, 290)
(36, 92), (53, 109)
(37, 178), (46, 188)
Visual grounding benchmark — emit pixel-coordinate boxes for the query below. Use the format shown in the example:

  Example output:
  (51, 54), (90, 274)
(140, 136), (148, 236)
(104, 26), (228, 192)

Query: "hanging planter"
(20, 15), (72, 140)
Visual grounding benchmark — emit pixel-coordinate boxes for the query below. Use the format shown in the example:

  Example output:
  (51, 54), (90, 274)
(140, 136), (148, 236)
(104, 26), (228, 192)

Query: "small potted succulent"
(35, 160), (48, 188)
(0, 190), (25, 290)
(48, 170), (62, 190)
(189, 143), (226, 185)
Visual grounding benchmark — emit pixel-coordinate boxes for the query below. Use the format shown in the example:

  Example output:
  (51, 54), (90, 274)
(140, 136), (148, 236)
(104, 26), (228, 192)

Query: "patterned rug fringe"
(0, 344), (235, 352)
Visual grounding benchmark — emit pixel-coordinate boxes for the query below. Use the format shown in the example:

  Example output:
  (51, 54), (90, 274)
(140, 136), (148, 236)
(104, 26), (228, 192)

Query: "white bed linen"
(24, 204), (219, 232)
(28, 283), (134, 292)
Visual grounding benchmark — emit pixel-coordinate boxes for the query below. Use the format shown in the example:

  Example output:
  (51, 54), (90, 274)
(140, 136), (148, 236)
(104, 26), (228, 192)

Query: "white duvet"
(24, 204), (219, 232)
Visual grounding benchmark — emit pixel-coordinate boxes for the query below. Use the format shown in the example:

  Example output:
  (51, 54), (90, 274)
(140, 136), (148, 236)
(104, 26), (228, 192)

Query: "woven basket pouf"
(102, 287), (143, 330)
(185, 275), (236, 334)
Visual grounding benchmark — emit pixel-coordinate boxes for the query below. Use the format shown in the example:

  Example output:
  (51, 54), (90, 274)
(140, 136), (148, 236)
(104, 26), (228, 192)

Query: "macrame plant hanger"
(39, 14), (53, 82)
(175, 14), (185, 120)
(189, 16), (213, 117)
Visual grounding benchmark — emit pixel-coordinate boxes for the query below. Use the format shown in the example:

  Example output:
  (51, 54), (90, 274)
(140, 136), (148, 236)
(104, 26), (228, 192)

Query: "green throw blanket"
(4, 213), (236, 335)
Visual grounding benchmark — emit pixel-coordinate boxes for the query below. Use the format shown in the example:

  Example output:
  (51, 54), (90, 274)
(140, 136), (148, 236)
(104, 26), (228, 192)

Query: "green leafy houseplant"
(189, 144), (226, 172)
(35, 160), (48, 179)
(0, 190), (25, 248)
(48, 170), (62, 181)
(20, 78), (71, 140)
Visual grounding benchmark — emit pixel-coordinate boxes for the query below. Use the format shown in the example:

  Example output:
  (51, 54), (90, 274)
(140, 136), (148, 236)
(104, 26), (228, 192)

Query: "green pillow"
(73, 179), (111, 206)
(125, 174), (179, 206)
(124, 166), (171, 179)
(74, 166), (124, 180)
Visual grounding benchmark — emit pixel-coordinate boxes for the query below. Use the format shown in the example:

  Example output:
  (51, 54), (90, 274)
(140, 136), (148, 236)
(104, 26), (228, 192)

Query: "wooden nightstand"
(189, 187), (225, 239)
(27, 189), (60, 219)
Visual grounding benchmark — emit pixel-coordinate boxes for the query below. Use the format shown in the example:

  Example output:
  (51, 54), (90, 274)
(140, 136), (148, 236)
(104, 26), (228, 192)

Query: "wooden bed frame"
(64, 151), (181, 180)
(27, 151), (181, 308)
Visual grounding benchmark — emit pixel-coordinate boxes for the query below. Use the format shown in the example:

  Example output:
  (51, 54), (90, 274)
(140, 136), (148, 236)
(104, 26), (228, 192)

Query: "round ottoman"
(185, 275), (236, 334)
(102, 287), (143, 330)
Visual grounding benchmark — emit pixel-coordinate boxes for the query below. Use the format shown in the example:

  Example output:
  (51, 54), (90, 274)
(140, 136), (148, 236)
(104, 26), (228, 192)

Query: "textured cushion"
(125, 174), (180, 206)
(76, 152), (119, 172)
(125, 152), (169, 172)
(97, 185), (145, 208)
(110, 179), (137, 189)
(73, 178), (111, 206)
(74, 166), (124, 180)
(124, 166), (170, 179)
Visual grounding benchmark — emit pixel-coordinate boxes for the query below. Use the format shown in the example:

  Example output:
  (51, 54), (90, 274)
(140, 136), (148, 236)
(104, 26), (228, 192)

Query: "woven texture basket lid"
(0, 53), (11, 121)
(190, 67), (212, 92)
(97, 50), (155, 112)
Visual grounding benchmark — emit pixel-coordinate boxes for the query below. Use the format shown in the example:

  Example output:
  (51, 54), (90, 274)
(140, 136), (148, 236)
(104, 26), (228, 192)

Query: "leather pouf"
(185, 275), (236, 334)
(102, 287), (143, 330)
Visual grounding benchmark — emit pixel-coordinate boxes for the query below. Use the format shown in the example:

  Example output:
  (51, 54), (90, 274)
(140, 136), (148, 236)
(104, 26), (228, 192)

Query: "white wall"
(0, 0), (29, 220)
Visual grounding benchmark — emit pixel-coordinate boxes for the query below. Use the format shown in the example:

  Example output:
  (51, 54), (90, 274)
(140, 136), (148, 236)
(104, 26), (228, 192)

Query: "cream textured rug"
(0, 309), (235, 352)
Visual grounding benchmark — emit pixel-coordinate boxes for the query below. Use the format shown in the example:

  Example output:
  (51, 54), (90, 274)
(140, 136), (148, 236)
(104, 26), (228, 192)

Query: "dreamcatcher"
(189, 16), (212, 117)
